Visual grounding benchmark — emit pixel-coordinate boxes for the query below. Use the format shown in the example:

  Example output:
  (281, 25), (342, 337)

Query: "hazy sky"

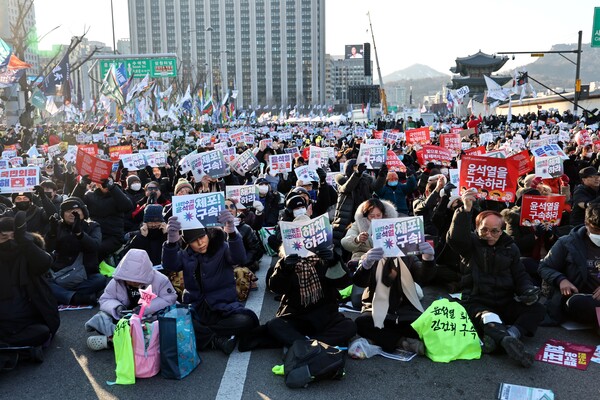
(35, 0), (599, 77)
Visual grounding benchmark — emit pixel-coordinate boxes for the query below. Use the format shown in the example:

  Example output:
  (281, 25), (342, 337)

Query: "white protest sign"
(371, 216), (425, 257)
(171, 192), (225, 230)
(535, 156), (563, 179)
(295, 165), (320, 182)
(279, 214), (332, 257)
(120, 153), (148, 170)
(225, 185), (259, 207)
(0, 166), (40, 194)
(269, 153), (293, 173)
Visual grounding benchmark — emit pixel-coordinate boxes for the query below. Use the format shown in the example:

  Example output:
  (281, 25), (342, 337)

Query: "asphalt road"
(2, 255), (599, 400)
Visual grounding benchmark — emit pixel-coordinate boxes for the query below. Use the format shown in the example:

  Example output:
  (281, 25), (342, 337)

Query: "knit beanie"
(144, 204), (164, 223)
(11, 192), (33, 202)
(0, 216), (14, 232)
(174, 178), (194, 195)
(126, 174), (141, 188)
(60, 197), (89, 219)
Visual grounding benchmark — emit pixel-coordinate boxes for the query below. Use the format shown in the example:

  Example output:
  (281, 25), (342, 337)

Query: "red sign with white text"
(417, 145), (453, 166)
(386, 150), (406, 172)
(439, 133), (462, 154)
(75, 149), (113, 183)
(77, 144), (99, 156)
(507, 149), (534, 176)
(463, 145), (486, 156)
(405, 127), (431, 145)
(108, 145), (133, 161)
(520, 195), (566, 227)
(459, 155), (519, 202)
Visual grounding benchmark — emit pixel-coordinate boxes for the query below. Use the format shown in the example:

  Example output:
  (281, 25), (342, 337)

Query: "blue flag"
(115, 63), (128, 86)
(0, 38), (11, 69)
(41, 52), (70, 95)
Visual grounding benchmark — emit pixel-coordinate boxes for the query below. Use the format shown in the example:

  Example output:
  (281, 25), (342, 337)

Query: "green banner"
(99, 57), (178, 78)
(593, 7), (600, 48)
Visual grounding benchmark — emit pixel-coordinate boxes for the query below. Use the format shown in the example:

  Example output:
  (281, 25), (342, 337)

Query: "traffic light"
(364, 43), (371, 76)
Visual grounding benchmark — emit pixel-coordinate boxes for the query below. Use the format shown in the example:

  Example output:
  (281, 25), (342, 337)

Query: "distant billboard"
(345, 44), (364, 60)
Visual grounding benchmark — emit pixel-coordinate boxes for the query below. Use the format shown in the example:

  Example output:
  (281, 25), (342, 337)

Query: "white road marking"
(215, 255), (271, 400)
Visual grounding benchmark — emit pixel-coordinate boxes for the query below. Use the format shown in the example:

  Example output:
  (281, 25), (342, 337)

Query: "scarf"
(372, 257), (424, 328)
(294, 256), (324, 307)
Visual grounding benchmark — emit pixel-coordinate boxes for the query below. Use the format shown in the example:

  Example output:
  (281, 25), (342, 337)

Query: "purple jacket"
(99, 248), (177, 320)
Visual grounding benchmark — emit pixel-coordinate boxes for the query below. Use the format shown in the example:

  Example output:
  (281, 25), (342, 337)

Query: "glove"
(115, 305), (125, 316)
(378, 163), (388, 178)
(534, 224), (546, 237)
(316, 248), (334, 261)
(517, 287), (540, 305)
(14, 211), (29, 245)
(283, 254), (300, 269)
(360, 247), (384, 270)
(357, 163), (367, 174)
(316, 167), (327, 183)
(49, 213), (60, 236)
(167, 216), (182, 243)
(33, 185), (45, 198)
(443, 182), (457, 194)
(80, 175), (92, 186)
(418, 241), (435, 260)
(147, 192), (157, 205)
(145, 165), (154, 177)
(132, 306), (141, 315)
(405, 166), (415, 177)
(71, 211), (83, 236)
(252, 200), (264, 214)
(101, 177), (114, 190)
(218, 209), (235, 234)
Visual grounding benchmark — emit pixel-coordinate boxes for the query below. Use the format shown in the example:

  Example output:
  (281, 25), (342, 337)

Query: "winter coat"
(570, 184), (600, 226)
(45, 219), (102, 275)
(161, 229), (248, 315)
(413, 189), (440, 236)
(332, 171), (385, 246)
(128, 228), (167, 266)
(447, 208), (534, 307)
(253, 190), (281, 228)
(99, 249), (177, 320)
(72, 184), (134, 239)
(237, 222), (264, 266)
(341, 199), (399, 261)
(376, 176), (417, 215)
(538, 226), (593, 323)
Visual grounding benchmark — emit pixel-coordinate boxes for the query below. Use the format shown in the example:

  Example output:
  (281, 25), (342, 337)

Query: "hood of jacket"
(113, 248), (154, 284)
(353, 199), (400, 234)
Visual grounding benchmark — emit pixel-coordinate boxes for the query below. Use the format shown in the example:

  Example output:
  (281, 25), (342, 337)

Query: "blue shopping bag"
(158, 304), (201, 379)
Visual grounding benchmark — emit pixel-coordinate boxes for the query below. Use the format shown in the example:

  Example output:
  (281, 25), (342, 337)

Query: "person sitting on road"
(538, 202), (600, 328)
(0, 212), (59, 369)
(447, 189), (546, 368)
(352, 241), (435, 355)
(162, 210), (259, 355)
(84, 249), (176, 351)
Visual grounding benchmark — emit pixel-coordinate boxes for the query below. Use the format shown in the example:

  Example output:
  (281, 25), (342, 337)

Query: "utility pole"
(574, 30), (582, 114)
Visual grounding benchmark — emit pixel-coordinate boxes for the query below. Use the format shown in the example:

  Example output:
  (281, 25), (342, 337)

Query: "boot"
(500, 336), (534, 368)
(211, 335), (237, 355)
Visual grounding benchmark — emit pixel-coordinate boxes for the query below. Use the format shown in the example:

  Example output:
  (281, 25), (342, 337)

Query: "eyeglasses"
(225, 203), (236, 210)
(478, 227), (502, 236)
(146, 187), (159, 192)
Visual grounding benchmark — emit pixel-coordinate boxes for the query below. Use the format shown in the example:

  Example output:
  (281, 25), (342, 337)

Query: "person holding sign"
(538, 203), (600, 327)
(570, 166), (600, 226)
(447, 190), (545, 368)
(352, 238), (435, 354)
(161, 210), (259, 355)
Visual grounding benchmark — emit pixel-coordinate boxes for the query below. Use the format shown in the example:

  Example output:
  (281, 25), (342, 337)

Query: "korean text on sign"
(172, 192), (225, 230)
(371, 216), (425, 257)
(279, 214), (332, 257)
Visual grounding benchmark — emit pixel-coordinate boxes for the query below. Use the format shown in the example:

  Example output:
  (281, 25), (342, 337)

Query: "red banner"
(439, 133), (462, 154)
(75, 149), (114, 183)
(463, 145), (486, 156)
(77, 144), (99, 156)
(459, 155), (519, 202)
(519, 195), (566, 226)
(535, 339), (595, 370)
(108, 145), (133, 161)
(405, 127), (431, 145)
(416, 145), (453, 166)
(450, 127), (462, 135)
(507, 149), (534, 176)
(386, 150), (406, 172)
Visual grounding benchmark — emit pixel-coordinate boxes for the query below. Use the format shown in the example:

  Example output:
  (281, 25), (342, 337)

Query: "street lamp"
(206, 27), (213, 96)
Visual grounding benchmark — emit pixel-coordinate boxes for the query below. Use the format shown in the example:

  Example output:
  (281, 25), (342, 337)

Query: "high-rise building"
(328, 55), (373, 105)
(128, 0), (326, 109)
(0, 0), (39, 75)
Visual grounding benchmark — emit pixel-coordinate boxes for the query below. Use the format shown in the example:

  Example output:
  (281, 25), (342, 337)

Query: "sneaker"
(87, 335), (109, 351)
(28, 346), (44, 363)
(500, 336), (534, 368)
(401, 338), (425, 356)
(481, 335), (497, 354)
(211, 335), (237, 355)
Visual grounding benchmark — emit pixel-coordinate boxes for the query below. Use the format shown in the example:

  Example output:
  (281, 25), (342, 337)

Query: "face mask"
(589, 232), (600, 247)
(293, 208), (307, 218)
(233, 217), (240, 226)
(398, 155), (404, 161)
(585, 153), (593, 158)
(258, 185), (269, 195)
(130, 182), (142, 191)
(268, 170), (278, 177)
(15, 201), (30, 211)
(388, 181), (398, 187)
(45, 192), (54, 198)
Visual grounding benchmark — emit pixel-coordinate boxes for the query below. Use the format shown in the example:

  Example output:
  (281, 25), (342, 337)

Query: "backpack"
(283, 339), (346, 389)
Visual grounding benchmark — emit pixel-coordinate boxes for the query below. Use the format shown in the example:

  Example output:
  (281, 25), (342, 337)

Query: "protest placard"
(106, 136), (119, 146)
(0, 160), (7, 169)
(147, 140), (166, 152)
(225, 185), (258, 207)
(326, 172), (338, 187)
(507, 150), (534, 176)
(535, 339), (595, 370)
(439, 133), (462, 154)
(229, 130), (244, 145)
(75, 149), (114, 183)
(259, 138), (273, 149)
(463, 145), (486, 156)
(366, 138), (384, 146)
(496, 383), (555, 400)
(108, 145), (133, 161)
(386, 150), (407, 172)
(244, 134), (255, 145)
(0, 166), (39, 194)
(519, 195), (566, 227)
(405, 127), (430, 145)
(357, 145), (387, 169)
(171, 192), (225, 230)
(530, 144), (568, 160)
(9, 157), (23, 167)
(284, 146), (301, 159)
(295, 165), (320, 182)
(214, 142), (228, 151)
(200, 150), (229, 178)
(77, 144), (99, 156)
(120, 153), (148, 171)
(459, 155), (519, 202)
(27, 157), (46, 167)
(63, 145), (77, 163)
(458, 128), (475, 138)
(371, 216), (425, 257)
(221, 147), (237, 164)
(269, 153), (293, 173)
(416, 145), (453, 166)
(2, 150), (17, 159)
(534, 156), (563, 179)
(308, 146), (329, 169)
(144, 152), (167, 167)
(279, 214), (332, 257)
(479, 133), (494, 145)
(230, 149), (260, 176)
